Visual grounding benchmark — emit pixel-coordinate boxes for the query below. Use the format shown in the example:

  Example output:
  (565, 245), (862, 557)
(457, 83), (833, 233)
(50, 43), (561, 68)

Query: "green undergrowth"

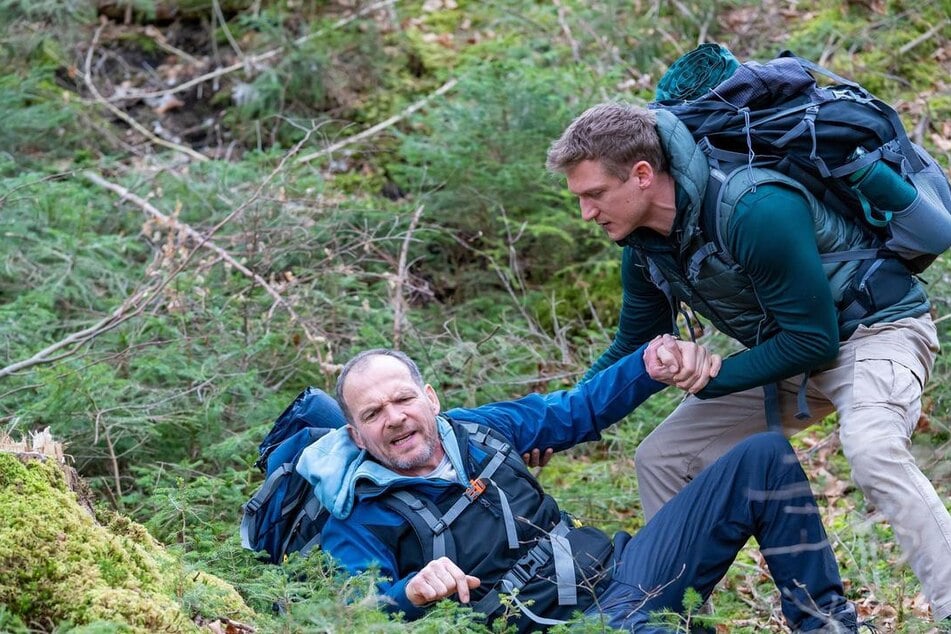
(0, 0), (949, 631)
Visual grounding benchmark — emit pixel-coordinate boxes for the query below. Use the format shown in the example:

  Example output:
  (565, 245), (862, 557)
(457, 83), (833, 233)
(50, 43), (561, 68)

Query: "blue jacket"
(296, 345), (664, 621)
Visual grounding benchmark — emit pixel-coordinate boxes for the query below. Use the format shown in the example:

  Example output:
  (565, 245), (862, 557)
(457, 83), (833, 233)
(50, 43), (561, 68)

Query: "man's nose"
(382, 404), (406, 426)
(580, 199), (598, 221)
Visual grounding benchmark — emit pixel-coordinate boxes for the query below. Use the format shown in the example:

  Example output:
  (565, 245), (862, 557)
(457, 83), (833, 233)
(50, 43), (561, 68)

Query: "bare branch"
(1, 133), (337, 380)
(899, 18), (949, 55)
(0, 278), (163, 380)
(392, 205), (425, 350)
(295, 78), (459, 165)
(82, 171), (287, 306)
(82, 139), (336, 370)
(551, 0), (581, 63)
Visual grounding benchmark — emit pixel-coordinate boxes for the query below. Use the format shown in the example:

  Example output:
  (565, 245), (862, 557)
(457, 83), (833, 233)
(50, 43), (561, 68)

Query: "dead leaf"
(153, 94), (185, 115)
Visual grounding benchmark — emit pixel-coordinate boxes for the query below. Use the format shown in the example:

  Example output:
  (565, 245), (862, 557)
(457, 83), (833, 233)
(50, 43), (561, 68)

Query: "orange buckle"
(464, 478), (487, 501)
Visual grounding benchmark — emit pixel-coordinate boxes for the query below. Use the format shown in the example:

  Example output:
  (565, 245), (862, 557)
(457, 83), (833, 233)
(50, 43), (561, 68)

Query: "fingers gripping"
(406, 557), (481, 606)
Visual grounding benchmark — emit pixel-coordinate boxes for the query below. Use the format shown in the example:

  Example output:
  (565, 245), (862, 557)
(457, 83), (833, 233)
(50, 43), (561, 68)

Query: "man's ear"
(347, 424), (366, 450)
(424, 384), (441, 415)
(630, 160), (655, 188)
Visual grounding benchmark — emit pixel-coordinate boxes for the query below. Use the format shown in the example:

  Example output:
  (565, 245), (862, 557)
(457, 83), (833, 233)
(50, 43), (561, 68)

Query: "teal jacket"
(586, 110), (929, 398)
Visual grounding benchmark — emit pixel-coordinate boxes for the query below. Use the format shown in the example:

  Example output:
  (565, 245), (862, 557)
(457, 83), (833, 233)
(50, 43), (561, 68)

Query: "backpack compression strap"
(240, 462), (296, 550)
(472, 519), (576, 626)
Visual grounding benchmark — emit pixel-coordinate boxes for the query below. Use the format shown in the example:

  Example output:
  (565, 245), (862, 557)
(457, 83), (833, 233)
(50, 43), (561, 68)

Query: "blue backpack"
(240, 387), (347, 564)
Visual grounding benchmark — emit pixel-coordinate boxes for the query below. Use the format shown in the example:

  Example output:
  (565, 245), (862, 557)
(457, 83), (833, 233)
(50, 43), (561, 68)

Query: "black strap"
(763, 382), (782, 432)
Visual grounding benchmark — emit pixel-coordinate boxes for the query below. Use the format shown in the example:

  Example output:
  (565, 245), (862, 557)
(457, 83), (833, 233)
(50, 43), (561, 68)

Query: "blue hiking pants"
(591, 432), (850, 632)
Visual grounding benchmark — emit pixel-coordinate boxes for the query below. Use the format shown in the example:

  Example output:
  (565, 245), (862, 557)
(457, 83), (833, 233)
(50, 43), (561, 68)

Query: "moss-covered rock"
(0, 451), (253, 632)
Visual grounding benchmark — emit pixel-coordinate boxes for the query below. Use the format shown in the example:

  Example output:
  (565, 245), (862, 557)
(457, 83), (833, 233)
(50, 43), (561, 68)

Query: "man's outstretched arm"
(448, 338), (719, 455)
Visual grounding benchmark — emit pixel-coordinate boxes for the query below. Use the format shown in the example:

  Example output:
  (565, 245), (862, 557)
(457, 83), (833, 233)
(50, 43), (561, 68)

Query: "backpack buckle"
(464, 478), (487, 501)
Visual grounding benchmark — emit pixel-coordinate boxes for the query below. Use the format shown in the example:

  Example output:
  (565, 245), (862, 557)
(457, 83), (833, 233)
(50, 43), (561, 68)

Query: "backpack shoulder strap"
(381, 489), (457, 562)
(378, 423), (526, 564)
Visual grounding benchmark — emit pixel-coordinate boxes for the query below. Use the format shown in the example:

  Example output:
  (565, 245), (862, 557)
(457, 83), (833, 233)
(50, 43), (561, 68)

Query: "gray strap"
(240, 462), (294, 549)
(391, 490), (447, 559)
(820, 249), (881, 263)
(471, 520), (575, 620)
(239, 510), (256, 550)
(279, 495), (323, 559)
(796, 373), (812, 421)
(298, 531), (322, 558)
(550, 530), (577, 606)
(461, 423), (510, 453)
(687, 242), (719, 279)
(439, 447), (508, 529)
(494, 484), (520, 550)
(499, 578), (570, 626)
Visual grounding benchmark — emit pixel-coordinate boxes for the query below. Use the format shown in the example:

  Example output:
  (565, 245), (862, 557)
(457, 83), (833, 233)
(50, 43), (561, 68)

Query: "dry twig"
(899, 19), (949, 55)
(392, 205), (425, 350)
(295, 78), (459, 165)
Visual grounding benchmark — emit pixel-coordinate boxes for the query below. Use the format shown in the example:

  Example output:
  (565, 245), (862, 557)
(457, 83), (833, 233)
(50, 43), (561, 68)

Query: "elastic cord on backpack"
(741, 108), (756, 189)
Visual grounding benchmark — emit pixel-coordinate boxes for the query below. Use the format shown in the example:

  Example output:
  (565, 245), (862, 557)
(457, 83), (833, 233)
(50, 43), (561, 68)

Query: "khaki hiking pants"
(634, 313), (951, 620)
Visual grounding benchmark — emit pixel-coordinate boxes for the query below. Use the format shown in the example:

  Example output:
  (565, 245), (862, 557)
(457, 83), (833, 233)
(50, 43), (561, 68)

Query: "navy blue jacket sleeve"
(320, 512), (428, 619)
(447, 344), (666, 452)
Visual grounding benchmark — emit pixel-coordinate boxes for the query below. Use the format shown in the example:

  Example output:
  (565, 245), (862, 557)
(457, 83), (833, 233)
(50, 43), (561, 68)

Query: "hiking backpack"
(240, 386), (346, 564)
(650, 46), (951, 274)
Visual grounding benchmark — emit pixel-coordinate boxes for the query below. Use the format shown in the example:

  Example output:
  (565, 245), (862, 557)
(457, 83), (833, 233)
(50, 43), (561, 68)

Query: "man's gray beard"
(389, 437), (436, 471)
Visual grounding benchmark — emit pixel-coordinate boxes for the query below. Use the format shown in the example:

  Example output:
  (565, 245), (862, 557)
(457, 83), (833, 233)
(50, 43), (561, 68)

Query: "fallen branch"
(392, 205), (425, 350)
(81, 169), (333, 368)
(0, 277), (163, 380)
(83, 171), (286, 306)
(898, 18), (949, 55)
(1, 133), (336, 380)
(295, 78), (458, 165)
(84, 22), (208, 162)
(113, 0), (401, 103)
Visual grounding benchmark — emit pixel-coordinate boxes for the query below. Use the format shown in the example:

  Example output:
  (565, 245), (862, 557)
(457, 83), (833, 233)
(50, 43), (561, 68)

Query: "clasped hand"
(643, 333), (721, 394)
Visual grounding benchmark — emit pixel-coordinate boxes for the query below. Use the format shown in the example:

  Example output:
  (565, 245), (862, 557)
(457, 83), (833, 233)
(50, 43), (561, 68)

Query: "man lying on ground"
(297, 339), (857, 633)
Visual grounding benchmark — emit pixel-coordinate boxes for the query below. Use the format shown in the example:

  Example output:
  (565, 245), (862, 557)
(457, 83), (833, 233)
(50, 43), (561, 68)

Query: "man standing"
(546, 102), (948, 621)
(296, 343), (858, 632)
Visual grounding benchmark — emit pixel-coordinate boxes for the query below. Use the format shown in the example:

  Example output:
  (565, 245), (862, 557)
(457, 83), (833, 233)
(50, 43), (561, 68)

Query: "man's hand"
(644, 334), (722, 394)
(522, 447), (553, 468)
(406, 557), (481, 606)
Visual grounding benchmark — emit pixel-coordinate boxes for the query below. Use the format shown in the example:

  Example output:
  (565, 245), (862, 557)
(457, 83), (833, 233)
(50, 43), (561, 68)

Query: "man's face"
(343, 355), (444, 477)
(566, 159), (647, 241)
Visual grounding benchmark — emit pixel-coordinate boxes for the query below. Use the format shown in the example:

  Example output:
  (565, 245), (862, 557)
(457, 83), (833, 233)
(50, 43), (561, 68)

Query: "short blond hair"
(547, 103), (668, 180)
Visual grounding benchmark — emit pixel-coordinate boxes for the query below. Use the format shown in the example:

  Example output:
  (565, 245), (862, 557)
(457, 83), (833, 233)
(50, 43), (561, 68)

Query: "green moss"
(0, 454), (253, 633)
